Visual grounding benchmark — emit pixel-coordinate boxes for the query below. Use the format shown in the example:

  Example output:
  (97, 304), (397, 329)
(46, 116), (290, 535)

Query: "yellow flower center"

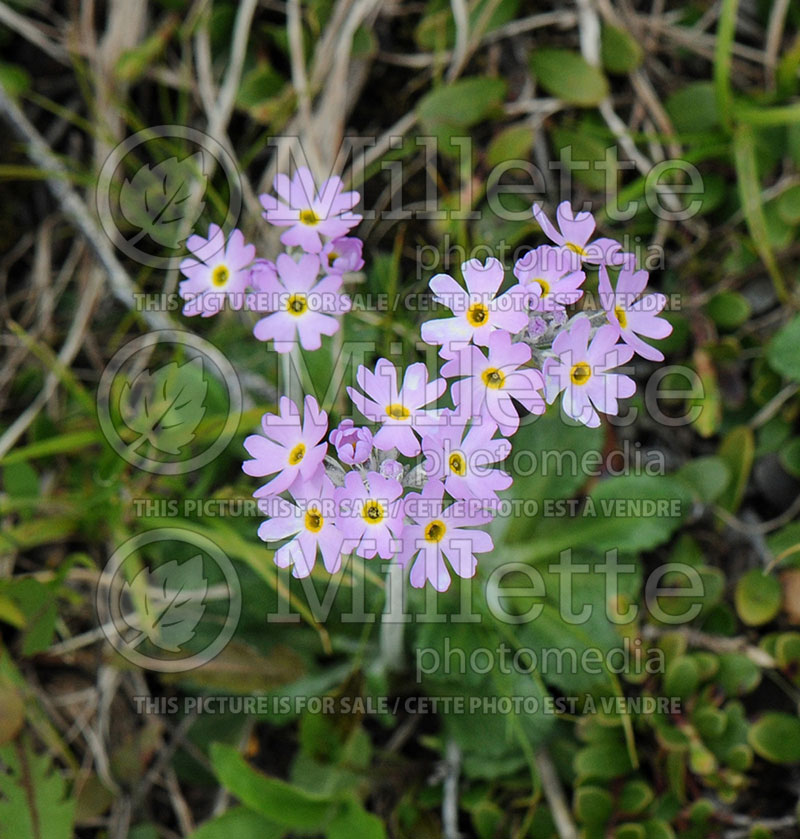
(287, 293), (308, 316)
(362, 499), (385, 525)
(481, 367), (505, 389)
(534, 277), (549, 296)
(614, 305), (627, 328)
(570, 361), (592, 386)
(466, 302), (489, 327)
(305, 508), (323, 533)
(386, 403), (410, 420)
(212, 265), (230, 287)
(327, 251), (339, 266)
(299, 208), (319, 226)
(565, 242), (587, 257)
(288, 442), (306, 465)
(448, 451), (467, 476)
(424, 520), (446, 543)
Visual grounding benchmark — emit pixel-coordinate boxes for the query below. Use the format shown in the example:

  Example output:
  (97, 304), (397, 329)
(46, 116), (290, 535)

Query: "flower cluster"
(178, 167), (361, 353)
(181, 168), (672, 591)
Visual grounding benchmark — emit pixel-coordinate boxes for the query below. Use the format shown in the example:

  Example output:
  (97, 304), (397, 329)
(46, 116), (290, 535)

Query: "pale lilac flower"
(542, 316), (635, 428)
(532, 201), (629, 268)
(347, 360), (446, 457)
(398, 481), (493, 592)
(420, 258), (529, 355)
(513, 245), (586, 312)
(243, 395), (328, 498)
(330, 419), (373, 465)
(257, 476), (344, 578)
(260, 167), (361, 253)
(252, 253), (351, 353)
(442, 330), (545, 435)
(334, 470), (404, 560)
(598, 265), (672, 362)
(321, 237), (364, 274)
(179, 225), (255, 317)
(379, 459), (403, 481)
(421, 418), (512, 503)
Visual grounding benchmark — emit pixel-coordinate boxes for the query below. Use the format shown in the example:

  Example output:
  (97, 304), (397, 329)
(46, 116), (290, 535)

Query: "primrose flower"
(443, 330), (545, 435)
(330, 419), (373, 465)
(598, 265), (672, 362)
(532, 201), (629, 268)
(421, 418), (512, 503)
(243, 395), (328, 498)
(257, 476), (344, 578)
(260, 166), (361, 253)
(321, 237), (364, 274)
(398, 481), (493, 592)
(347, 359), (446, 457)
(252, 253), (351, 353)
(179, 225), (255, 317)
(420, 258), (529, 355)
(335, 470), (404, 560)
(542, 316), (635, 428)
(513, 245), (586, 312)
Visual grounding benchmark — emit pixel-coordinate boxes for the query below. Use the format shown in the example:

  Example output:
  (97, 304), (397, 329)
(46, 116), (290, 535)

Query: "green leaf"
(733, 124), (787, 301)
(417, 77), (508, 129)
(716, 426), (754, 513)
(618, 779), (654, 815)
(675, 456), (731, 503)
(209, 743), (335, 830)
(530, 49), (609, 106)
(0, 738), (76, 839)
(665, 82), (719, 133)
(734, 569), (781, 626)
(706, 291), (751, 330)
(119, 357), (208, 456)
(663, 656), (700, 701)
(188, 806), (282, 839)
(0, 63), (31, 98)
(0, 680), (24, 746)
(328, 798), (386, 839)
(487, 125), (534, 168)
(748, 713), (800, 764)
(713, 0), (739, 129)
(777, 184), (800, 224)
(119, 152), (207, 248)
(767, 316), (800, 382)
(601, 25), (643, 74)
(574, 785), (613, 826)
(574, 742), (634, 781)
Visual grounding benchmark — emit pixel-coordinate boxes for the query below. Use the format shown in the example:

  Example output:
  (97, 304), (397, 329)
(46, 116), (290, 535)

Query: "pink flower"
(442, 330), (545, 436)
(542, 316), (635, 428)
(347, 359), (446, 457)
(420, 258), (529, 355)
(260, 167), (361, 253)
(334, 470), (404, 560)
(513, 245), (585, 312)
(321, 237), (364, 274)
(179, 225), (255, 317)
(421, 418), (512, 502)
(532, 201), (629, 268)
(257, 476), (344, 578)
(398, 481), (493, 592)
(252, 253), (351, 353)
(243, 395), (328, 497)
(330, 419), (373, 465)
(598, 265), (672, 362)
